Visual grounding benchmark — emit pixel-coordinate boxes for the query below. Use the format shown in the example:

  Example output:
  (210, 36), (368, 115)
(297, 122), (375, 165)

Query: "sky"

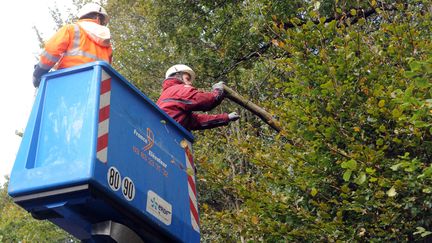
(0, 1), (75, 185)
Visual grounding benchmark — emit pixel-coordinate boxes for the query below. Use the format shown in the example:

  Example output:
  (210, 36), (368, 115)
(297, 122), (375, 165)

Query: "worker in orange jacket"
(32, 3), (113, 87)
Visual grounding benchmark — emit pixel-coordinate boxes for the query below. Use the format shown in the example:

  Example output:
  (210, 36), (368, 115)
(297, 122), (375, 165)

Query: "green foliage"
(265, 1), (432, 241)
(0, 178), (77, 242)
(105, 0), (275, 99)
(103, 0), (432, 241)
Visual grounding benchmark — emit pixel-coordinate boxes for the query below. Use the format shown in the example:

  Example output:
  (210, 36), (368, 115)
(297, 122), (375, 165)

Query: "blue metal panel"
(8, 62), (199, 242)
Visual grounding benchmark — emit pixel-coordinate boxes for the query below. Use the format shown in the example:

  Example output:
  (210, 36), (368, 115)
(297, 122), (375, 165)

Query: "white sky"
(0, 1), (75, 185)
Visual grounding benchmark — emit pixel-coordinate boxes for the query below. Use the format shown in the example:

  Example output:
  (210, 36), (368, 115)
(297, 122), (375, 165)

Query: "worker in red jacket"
(32, 3), (112, 87)
(157, 64), (240, 131)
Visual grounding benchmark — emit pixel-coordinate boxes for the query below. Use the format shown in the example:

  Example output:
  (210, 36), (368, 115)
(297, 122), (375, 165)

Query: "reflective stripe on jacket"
(156, 78), (229, 131)
(38, 19), (112, 71)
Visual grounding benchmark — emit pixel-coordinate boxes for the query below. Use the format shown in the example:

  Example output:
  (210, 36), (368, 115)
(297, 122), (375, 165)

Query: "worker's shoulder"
(183, 85), (201, 93)
(54, 23), (78, 33)
(171, 84), (195, 90)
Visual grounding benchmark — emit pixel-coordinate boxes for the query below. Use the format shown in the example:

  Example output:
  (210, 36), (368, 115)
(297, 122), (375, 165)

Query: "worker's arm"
(184, 84), (224, 111)
(33, 25), (72, 87)
(185, 111), (239, 131)
(186, 113), (230, 130)
(40, 25), (72, 68)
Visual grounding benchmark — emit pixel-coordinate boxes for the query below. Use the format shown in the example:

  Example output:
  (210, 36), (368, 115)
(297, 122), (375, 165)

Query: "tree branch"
(214, 42), (271, 80)
(215, 2), (398, 82)
(281, 2), (397, 29)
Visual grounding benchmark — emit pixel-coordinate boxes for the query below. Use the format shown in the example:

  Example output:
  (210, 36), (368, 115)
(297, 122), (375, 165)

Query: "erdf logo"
(146, 190), (172, 225)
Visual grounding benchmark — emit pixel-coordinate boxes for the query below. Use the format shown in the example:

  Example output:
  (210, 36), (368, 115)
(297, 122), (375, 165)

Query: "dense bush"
(196, 1), (432, 241)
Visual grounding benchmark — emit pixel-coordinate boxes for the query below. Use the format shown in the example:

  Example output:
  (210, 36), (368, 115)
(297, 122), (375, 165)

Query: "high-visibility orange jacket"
(33, 19), (112, 87)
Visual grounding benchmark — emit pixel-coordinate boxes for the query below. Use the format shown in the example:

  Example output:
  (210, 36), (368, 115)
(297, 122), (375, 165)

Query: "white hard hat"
(165, 64), (196, 82)
(77, 3), (109, 20)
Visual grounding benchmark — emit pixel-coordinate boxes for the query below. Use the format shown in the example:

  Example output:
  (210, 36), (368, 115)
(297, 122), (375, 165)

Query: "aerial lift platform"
(8, 62), (200, 242)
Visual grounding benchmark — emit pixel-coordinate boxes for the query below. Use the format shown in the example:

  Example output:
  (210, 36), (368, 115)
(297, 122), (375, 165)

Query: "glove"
(32, 64), (49, 88)
(212, 81), (224, 91)
(32, 76), (41, 88)
(228, 112), (240, 121)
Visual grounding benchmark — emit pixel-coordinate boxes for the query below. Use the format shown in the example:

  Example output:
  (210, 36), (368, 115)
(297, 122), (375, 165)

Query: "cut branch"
(223, 84), (282, 133)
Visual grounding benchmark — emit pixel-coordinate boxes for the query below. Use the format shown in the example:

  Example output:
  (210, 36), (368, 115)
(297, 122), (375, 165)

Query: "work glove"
(212, 81), (225, 92)
(33, 76), (40, 88)
(32, 64), (49, 88)
(212, 81), (225, 100)
(32, 76), (41, 88)
(228, 112), (240, 121)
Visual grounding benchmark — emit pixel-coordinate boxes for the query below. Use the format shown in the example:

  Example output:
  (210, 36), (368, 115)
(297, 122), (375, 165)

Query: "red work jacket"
(156, 78), (230, 131)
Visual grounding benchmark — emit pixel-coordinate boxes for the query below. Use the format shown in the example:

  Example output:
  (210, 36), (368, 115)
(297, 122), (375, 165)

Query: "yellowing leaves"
(202, 203), (209, 211)
(341, 159), (357, 170)
(251, 216), (259, 225)
(343, 170), (352, 181)
(358, 227), (366, 237)
(392, 108), (402, 119)
(310, 187), (318, 197)
(422, 188), (432, 194)
(354, 172), (367, 185)
(272, 39), (285, 48)
(313, 2), (321, 11)
(387, 186), (397, 197)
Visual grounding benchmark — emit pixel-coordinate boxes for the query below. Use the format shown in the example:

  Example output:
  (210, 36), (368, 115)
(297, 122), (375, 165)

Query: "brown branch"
(281, 2), (397, 30)
(215, 3), (398, 79)
(223, 84), (282, 133)
(214, 42), (271, 80)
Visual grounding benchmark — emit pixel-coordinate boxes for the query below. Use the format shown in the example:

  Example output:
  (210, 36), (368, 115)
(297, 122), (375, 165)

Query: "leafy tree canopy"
(104, 0), (432, 241)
